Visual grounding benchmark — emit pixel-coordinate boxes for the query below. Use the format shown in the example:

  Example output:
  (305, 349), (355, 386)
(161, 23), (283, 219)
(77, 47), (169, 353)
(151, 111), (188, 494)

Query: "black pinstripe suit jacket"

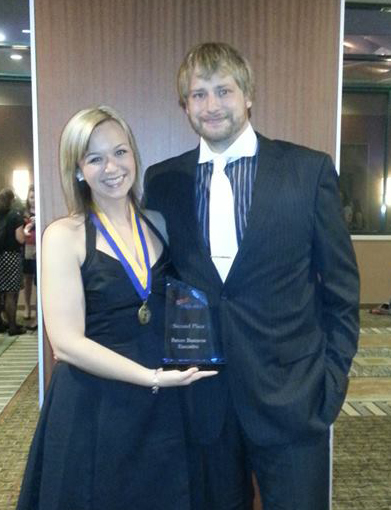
(144, 133), (360, 446)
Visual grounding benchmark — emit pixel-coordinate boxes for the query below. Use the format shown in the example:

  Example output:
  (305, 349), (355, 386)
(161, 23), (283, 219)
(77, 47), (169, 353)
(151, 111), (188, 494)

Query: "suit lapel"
(227, 134), (285, 279)
(174, 148), (223, 286)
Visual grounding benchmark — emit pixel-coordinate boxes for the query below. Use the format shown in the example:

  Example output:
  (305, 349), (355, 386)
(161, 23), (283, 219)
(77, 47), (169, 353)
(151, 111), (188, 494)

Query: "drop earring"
(76, 169), (85, 182)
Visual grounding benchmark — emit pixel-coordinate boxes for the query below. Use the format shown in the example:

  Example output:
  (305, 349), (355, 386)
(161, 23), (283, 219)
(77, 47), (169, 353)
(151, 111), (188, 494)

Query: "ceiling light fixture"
(10, 54), (23, 61)
(0, 32), (6, 42)
(22, 29), (30, 34)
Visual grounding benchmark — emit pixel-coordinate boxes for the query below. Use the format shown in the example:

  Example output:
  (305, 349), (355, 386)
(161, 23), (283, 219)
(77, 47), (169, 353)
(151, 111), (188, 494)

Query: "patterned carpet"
(0, 335), (15, 356)
(333, 311), (391, 509)
(0, 367), (39, 510)
(0, 333), (38, 414)
(351, 345), (391, 378)
(334, 417), (391, 510)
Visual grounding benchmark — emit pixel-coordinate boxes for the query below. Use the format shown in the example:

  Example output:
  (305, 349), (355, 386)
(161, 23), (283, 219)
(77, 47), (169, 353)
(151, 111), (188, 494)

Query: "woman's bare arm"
(42, 218), (216, 388)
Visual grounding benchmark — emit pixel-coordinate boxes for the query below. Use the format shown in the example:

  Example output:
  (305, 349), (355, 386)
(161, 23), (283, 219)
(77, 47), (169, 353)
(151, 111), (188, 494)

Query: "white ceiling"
(0, 0), (30, 46)
(344, 6), (391, 85)
(0, 0), (30, 77)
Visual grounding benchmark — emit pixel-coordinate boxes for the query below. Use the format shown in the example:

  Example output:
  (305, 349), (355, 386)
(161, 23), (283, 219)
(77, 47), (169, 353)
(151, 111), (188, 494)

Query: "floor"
(0, 310), (390, 509)
(333, 311), (391, 509)
(0, 333), (38, 414)
(344, 312), (391, 416)
(0, 366), (38, 510)
(333, 416), (391, 509)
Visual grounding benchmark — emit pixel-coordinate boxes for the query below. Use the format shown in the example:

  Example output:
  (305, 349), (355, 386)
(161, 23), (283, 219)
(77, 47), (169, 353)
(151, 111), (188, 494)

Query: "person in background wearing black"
(0, 187), (26, 335)
(23, 184), (37, 329)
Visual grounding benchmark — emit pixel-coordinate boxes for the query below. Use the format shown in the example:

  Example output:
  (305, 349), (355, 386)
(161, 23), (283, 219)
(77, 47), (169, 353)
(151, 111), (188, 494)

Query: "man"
(144, 42), (359, 510)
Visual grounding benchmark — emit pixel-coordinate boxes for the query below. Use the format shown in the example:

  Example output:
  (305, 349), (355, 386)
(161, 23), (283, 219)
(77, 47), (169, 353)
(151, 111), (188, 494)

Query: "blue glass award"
(163, 277), (225, 369)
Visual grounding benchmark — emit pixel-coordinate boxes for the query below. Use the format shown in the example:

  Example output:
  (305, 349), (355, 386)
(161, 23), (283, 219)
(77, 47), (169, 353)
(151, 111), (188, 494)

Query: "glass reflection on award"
(164, 277), (225, 369)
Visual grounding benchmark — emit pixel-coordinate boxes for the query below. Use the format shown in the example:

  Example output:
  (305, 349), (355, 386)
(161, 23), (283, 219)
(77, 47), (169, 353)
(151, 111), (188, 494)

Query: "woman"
(17, 106), (216, 510)
(23, 184), (37, 326)
(0, 187), (26, 335)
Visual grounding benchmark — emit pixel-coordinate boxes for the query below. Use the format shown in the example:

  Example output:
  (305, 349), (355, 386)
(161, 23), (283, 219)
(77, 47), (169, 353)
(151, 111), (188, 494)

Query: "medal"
(90, 203), (152, 325)
(138, 301), (151, 325)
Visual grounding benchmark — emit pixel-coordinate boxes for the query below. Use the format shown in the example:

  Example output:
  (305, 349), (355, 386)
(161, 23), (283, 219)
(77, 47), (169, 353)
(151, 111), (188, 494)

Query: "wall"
(342, 97), (391, 305)
(341, 113), (385, 232)
(33, 0), (342, 382)
(353, 240), (391, 304)
(0, 104), (33, 191)
(0, 81), (33, 190)
(34, 0), (341, 229)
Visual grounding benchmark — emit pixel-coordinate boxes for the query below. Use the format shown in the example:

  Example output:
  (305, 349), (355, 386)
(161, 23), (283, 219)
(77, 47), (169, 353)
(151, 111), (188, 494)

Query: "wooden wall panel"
(33, 0), (341, 385)
(34, 0), (341, 228)
(0, 105), (33, 190)
(353, 240), (391, 305)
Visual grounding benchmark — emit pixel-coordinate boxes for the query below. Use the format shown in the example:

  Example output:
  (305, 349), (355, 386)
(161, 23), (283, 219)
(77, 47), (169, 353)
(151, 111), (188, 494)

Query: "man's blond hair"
(177, 42), (254, 108)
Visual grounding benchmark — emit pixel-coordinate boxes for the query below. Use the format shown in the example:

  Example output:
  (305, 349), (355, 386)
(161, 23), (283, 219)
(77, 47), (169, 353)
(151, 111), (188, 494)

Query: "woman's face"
(28, 190), (35, 209)
(78, 120), (136, 207)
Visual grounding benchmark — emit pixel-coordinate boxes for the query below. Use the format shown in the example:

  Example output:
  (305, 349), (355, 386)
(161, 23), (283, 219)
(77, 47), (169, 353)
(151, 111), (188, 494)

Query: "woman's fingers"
(158, 367), (218, 387)
(183, 369), (218, 382)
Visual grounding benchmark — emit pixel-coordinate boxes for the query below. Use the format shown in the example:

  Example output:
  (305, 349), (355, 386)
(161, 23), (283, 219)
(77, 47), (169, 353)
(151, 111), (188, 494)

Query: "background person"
(0, 187), (26, 336)
(17, 106), (216, 510)
(23, 184), (37, 328)
(144, 42), (360, 510)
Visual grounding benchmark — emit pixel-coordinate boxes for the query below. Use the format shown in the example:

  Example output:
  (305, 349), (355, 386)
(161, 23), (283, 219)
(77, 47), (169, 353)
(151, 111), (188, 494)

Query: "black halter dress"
(17, 216), (190, 510)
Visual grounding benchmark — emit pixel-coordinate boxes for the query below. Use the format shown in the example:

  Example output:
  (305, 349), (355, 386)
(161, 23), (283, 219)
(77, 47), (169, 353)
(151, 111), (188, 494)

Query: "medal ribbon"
(90, 204), (151, 301)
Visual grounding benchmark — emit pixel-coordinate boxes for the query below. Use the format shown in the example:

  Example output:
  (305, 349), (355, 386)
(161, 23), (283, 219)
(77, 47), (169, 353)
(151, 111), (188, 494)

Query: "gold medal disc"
(138, 302), (151, 325)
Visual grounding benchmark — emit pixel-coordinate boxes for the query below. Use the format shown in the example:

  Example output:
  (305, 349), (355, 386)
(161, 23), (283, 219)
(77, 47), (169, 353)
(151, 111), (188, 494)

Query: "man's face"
(185, 67), (252, 153)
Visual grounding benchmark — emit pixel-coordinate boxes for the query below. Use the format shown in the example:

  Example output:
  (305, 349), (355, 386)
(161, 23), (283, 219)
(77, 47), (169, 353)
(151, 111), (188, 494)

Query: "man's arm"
(313, 154), (360, 392)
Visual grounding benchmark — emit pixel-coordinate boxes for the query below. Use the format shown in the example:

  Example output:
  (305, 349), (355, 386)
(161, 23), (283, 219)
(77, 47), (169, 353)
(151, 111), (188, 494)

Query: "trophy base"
(162, 358), (225, 371)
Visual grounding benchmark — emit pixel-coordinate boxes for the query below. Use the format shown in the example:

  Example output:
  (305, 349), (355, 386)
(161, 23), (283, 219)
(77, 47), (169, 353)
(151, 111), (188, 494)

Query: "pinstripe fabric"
(145, 133), (360, 448)
(196, 153), (259, 250)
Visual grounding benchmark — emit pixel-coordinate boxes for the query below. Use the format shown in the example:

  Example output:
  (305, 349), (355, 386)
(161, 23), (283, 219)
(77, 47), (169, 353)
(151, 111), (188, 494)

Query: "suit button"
(221, 292), (228, 300)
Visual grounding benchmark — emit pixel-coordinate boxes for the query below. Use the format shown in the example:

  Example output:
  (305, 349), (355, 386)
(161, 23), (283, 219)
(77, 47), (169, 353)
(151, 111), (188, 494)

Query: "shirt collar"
(198, 123), (258, 164)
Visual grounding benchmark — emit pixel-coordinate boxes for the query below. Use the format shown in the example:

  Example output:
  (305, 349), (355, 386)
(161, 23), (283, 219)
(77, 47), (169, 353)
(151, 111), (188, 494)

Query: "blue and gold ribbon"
(90, 203), (151, 301)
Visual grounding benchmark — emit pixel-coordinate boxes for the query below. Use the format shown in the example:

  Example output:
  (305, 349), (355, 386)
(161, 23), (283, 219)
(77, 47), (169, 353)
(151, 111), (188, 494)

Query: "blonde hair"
(25, 184), (34, 215)
(59, 105), (142, 215)
(177, 42), (254, 108)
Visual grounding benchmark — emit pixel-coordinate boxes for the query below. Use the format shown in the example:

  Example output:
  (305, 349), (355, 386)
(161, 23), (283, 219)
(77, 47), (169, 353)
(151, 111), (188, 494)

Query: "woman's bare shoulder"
(44, 214), (85, 237)
(43, 215), (86, 260)
(142, 209), (168, 244)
